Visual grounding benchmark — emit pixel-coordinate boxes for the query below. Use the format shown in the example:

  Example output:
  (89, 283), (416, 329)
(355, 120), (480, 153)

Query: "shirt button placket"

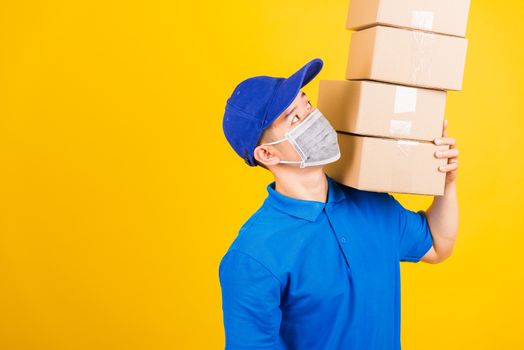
(325, 206), (352, 270)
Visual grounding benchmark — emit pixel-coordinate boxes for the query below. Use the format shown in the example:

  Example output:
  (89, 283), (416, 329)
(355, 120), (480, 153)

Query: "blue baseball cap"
(223, 58), (324, 166)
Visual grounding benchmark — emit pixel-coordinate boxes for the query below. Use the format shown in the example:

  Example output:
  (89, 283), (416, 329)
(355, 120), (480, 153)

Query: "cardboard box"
(346, 25), (468, 91)
(318, 80), (446, 141)
(346, 0), (471, 37)
(324, 133), (450, 195)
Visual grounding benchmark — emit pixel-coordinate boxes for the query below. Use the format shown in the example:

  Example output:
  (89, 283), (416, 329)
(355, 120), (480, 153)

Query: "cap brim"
(262, 58), (323, 129)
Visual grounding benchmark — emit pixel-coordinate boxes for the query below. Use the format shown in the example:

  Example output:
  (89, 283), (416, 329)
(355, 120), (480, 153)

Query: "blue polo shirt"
(219, 174), (433, 350)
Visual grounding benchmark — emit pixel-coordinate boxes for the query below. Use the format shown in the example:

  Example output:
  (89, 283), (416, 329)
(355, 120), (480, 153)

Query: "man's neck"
(272, 167), (328, 203)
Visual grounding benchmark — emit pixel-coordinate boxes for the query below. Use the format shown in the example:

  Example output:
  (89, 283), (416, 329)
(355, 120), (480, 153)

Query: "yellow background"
(0, 0), (522, 349)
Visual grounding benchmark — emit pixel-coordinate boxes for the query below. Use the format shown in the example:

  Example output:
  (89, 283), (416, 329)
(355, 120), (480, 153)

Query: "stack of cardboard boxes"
(319, 0), (471, 195)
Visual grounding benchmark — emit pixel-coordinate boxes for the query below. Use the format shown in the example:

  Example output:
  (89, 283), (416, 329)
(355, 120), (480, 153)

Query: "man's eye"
(292, 115), (300, 123)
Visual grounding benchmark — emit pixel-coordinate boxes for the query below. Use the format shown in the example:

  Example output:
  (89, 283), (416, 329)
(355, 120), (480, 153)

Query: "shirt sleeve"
(387, 194), (434, 263)
(218, 249), (282, 349)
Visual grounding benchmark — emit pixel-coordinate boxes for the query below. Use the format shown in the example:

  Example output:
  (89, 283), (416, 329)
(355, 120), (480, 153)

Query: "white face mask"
(260, 108), (341, 168)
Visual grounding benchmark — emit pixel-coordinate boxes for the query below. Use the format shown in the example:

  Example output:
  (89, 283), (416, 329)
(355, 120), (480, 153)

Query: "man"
(219, 58), (459, 349)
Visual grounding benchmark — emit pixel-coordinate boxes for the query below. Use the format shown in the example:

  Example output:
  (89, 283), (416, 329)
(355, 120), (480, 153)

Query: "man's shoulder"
(228, 203), (292, 252)
(220, 201), (302, 279)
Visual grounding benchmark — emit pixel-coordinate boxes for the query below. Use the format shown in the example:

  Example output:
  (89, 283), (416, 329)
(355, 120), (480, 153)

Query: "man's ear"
(253, 145), (280, 167)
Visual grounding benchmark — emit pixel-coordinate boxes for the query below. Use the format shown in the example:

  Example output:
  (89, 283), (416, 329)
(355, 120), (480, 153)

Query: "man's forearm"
(425, 181), (459, 260)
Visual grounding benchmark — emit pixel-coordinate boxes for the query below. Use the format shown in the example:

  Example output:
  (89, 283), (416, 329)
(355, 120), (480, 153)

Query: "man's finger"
(434, 137), (456, 146)
(434, 148), (459, 159)
(439, 161), (459, 172)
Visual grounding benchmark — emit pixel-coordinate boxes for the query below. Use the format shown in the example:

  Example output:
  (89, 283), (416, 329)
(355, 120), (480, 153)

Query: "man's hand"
(421, 119), (460, 264)
(433, 119), (459, 187)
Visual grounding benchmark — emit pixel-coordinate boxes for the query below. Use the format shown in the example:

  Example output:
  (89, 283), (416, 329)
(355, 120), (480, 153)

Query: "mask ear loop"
(259, 138), (305, 167)
(260, 138), (286, 146)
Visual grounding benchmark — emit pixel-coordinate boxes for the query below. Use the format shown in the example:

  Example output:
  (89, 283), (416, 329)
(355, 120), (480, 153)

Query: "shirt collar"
(264, 174), (347, 222)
